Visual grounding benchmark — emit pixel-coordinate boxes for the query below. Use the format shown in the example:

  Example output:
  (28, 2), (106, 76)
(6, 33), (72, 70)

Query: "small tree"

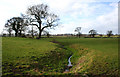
(107, 30), (113, 37)
(5, 15), (29, 37)
(28, 26), (38, 38)
(27, 4), (59, 39)
(43, 30), (50, 38)
(89, 29), (97, 38)
(75, 27), (81, 38)
(5, 17), (23, 37)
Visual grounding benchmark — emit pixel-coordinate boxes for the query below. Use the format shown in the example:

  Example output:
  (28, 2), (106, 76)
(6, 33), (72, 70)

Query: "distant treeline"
(1, 33), (119, 38)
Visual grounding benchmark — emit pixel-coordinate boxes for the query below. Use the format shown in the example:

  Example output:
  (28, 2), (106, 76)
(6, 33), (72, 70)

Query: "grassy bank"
(54, 37), (118, 76)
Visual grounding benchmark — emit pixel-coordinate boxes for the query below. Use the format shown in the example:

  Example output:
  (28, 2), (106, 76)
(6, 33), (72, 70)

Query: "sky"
(0, 0), (119, 35)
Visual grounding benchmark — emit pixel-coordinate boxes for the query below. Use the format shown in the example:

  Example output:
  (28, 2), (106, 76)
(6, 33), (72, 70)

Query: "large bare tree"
(27, 4), (59, 38)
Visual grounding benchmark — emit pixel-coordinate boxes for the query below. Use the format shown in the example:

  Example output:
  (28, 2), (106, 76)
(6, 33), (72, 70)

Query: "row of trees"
(4, 4), (59, 39)
(75, 27), (113, 38)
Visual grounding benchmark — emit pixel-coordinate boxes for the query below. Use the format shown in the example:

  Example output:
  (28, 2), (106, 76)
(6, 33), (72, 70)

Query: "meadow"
(2, 37), (118, 76)
(54, 37), (118, 76)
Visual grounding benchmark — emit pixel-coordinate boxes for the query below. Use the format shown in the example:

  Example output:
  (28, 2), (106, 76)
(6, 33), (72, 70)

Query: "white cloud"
(50, 2), (118, 34)
(95, 7), (118, 34)
(0, 0), (118, 35)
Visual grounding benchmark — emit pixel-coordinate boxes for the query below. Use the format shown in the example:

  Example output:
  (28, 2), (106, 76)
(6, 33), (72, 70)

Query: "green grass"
(2, 37), (118, 76)
(2, 37), (71, 76)
(3, 37), (56, 61)
(54, 37), (118, 76)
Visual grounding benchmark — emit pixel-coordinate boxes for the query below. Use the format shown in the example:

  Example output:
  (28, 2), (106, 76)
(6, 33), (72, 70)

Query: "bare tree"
(26, 4), (59, 39)
(43, 30), (50, 38)
(89, 29), (97, 38)
(5, 16), (29, 37)
(5, 17), (23, 37)
(28, 26), (38, 38)
(107, 30), (113, 37)
(75, 27), (81, 38)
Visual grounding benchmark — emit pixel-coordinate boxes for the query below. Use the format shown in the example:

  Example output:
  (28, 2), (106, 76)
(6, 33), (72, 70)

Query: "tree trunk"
(78, 32), (80, 38)
(78, 34), (80, 38)
(15, 32), (18, 37)
(19, 30), (22, 37)
(31, 26), (34, 38)
(15, 29), (18, 37)
(38, 22), (42, 39)
(38, 30), (42, 38)
(92, 34), (94, 38)
(9, 32), (11, 37)
(47, 34), (50, 38)
(32, 33), (34, 38)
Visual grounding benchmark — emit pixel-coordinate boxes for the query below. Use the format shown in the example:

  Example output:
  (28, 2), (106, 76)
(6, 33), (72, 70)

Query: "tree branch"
(30, 24), (38, 28)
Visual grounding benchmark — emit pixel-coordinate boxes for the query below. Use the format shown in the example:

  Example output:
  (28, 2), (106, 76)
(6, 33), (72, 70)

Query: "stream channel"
(50, 40), (89, 76)
(50, 40), (73, 72)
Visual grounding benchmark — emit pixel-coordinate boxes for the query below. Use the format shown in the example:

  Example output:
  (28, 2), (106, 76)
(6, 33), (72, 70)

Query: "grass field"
(54, 38), (118, 76)
(2, 37), (71, 76)
(2, 37), (118, 76)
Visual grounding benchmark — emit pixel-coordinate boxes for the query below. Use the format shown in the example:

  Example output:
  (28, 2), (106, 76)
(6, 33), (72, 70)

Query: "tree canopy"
(5, 16), (29, 37)
(26, 4), (59, 38)
(89, 29), (97, 38)
(107, 30), (113, 37)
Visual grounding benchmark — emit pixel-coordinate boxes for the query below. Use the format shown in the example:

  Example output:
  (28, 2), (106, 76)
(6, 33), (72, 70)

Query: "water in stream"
(68, 55), (72, 67)
(65, 55), (73, 72)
